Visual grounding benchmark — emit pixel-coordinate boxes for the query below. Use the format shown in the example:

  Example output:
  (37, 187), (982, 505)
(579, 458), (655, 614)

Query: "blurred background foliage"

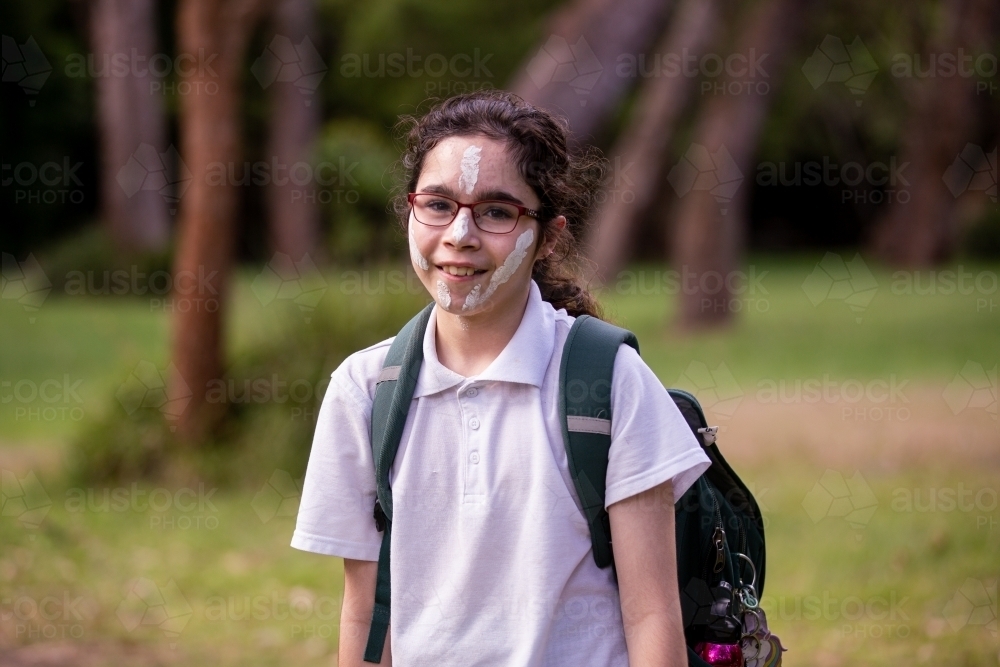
(4, 0), (997, 265)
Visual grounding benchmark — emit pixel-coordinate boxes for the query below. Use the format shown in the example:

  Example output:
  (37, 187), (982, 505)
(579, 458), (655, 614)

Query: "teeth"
(441, 265), (478, 276)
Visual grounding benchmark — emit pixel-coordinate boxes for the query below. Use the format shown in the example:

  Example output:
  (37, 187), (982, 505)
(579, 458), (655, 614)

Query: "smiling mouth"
(436, 265), (487, 277)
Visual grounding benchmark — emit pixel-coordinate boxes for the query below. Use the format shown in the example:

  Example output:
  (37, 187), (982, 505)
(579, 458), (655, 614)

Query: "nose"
(445, 205), (480, 249)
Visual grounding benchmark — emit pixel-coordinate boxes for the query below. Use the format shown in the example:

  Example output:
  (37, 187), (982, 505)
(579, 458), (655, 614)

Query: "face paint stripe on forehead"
(457, 145), (482, 195)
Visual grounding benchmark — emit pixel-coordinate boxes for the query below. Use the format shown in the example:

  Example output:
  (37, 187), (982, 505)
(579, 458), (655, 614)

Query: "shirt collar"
(413, 280), (555, 398)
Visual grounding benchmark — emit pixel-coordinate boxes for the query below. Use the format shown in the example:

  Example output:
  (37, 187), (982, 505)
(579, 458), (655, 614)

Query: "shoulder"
(330, 336), (395, 408)
(550, 306), (576, 351)
(610, 338), (663, 404)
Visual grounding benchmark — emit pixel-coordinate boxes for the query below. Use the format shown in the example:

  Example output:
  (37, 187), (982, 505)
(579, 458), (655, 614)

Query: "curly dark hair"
(391, 89), (607, 318)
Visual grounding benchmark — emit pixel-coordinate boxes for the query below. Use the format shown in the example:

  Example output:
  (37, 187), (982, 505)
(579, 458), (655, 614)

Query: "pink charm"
(694, 642), (744, 666)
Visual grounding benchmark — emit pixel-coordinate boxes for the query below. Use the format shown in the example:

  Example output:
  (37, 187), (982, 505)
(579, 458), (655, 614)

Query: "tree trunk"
(171, 0), (267, 441)
(264, 0), (322, 263)
(585, 0), (726, 283)
(670, 0), (811, 328)
(90, 0), (170, 251)
(870, 0), (998, 266)
(509, 0), (676, 141)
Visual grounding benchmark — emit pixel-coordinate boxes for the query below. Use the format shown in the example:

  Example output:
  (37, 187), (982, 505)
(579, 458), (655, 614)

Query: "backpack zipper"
(705, 486), (725, 579)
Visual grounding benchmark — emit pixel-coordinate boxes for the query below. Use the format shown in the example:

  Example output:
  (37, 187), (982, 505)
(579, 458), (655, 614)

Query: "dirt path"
(706, 383), (999, 471)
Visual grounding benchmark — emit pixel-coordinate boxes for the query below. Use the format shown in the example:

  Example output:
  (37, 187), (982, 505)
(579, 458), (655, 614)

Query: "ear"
(535, 215), (567, 260)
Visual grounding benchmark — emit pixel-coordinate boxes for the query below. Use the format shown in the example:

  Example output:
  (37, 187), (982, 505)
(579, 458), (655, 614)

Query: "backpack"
(362, 304), (768, 666)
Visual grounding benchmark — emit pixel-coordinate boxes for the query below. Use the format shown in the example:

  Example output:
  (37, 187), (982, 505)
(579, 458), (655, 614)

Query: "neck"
(434, 284), (531, 377)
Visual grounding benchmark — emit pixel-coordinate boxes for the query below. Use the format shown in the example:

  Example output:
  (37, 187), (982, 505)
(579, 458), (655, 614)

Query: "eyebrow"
(419, 184), (526, 205)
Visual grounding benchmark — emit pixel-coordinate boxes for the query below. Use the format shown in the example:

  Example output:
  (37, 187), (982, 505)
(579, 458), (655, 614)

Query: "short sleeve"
(604, 344), (711, 508)
(290, 349), (388, 561)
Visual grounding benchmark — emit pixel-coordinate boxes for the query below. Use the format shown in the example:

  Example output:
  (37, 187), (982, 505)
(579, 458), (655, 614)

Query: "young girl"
(292, 90), (711, 666)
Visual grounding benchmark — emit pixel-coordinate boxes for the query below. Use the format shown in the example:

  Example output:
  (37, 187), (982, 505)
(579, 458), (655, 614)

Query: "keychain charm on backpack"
(735, 554), (786, 667)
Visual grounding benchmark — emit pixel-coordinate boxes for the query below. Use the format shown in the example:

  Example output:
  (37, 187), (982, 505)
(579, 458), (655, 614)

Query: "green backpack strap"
(363, 302), (434, 663)
(559, 314), (639, 569)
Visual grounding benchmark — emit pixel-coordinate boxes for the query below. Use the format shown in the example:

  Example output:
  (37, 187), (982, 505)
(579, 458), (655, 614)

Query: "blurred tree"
(870, 0), (999, 266)
(262, 0), (323, 264)
(89, 0), (171, 252)
(671, 0), (814, 328)
(509, 0), (676, 141)
(585, 0), (727, 282)
(172, 0), (268, 441)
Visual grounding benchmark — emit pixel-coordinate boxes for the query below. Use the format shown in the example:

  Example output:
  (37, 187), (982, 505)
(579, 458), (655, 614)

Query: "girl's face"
(408, 134), (560, 318)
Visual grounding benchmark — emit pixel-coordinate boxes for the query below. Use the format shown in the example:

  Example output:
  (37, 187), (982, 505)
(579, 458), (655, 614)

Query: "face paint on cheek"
(462, 228), (534, 311)
(436, 280), (451, 308)
(408, 221), (429, 271)
(450, 208), (471, 244)
(457, 145), (482, 195)
(463, 284), (482, 310)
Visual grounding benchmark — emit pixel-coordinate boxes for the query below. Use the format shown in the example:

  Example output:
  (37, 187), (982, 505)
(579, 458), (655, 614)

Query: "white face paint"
(408, 221), (429, 271)
(450, 207), (471, 244)
(457, 145), (482, 195)
(462, 228), (534, 311)
(436, 280), (451, 308)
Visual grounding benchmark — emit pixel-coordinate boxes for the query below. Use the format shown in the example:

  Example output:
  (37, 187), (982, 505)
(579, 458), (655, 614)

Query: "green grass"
(2, 466), (996, 666)
(603, 258), (999, 383)
(2, 256), (998, 665)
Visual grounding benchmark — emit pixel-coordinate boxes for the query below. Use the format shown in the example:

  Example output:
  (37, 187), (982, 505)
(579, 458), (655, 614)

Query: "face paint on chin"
(457, 145), (482, 195)
(436, 280), (452, 308)
(461, 228), (534, 312)
(409, 221), (429, 271)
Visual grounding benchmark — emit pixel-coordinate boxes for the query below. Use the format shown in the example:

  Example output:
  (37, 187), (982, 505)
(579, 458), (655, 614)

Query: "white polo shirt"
(292, 280), (711, 666)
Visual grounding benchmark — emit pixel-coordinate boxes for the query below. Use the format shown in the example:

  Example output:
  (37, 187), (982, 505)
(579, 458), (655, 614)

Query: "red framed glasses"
(407, 192), (542, 234)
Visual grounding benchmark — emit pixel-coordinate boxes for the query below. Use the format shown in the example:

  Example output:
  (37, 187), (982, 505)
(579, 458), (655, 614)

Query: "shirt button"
(469, 451), (480, 464)
(469, 417), (480, 430)
(466, 387), (478, 398)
